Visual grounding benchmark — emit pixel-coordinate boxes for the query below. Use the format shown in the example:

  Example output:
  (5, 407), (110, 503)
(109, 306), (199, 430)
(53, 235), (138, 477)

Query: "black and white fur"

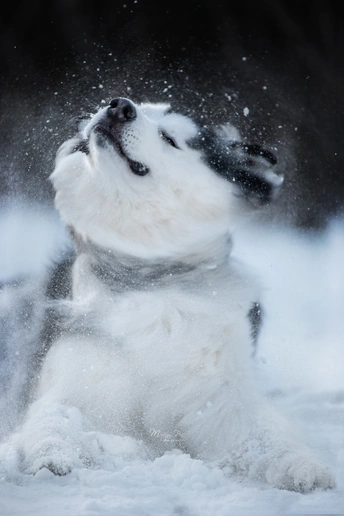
(5, 98), (334, 491)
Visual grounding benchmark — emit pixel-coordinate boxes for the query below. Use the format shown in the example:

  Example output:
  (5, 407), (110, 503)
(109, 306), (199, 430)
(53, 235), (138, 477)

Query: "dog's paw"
(34, 458), (73, 476)
(266, 452), (336, 493)
(29, 451), (83, 476)
(24, 438), (84, 476)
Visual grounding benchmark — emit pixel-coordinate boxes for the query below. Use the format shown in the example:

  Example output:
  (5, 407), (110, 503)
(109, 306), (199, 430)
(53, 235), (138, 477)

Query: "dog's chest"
(90, 278), (253, 372)
(72, 255), (258, 367)
(41, 267), (257, 435)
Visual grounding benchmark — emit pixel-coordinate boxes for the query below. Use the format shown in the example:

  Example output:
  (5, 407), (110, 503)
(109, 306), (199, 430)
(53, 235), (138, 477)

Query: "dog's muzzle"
(91, 98), (149, 176)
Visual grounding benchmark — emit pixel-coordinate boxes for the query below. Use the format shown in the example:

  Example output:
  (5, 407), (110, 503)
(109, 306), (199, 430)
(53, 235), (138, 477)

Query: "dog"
(10, 97), (334, 491)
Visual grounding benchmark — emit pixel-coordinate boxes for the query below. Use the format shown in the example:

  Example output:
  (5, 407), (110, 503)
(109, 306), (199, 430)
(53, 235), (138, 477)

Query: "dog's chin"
(93, 125), (149, 176)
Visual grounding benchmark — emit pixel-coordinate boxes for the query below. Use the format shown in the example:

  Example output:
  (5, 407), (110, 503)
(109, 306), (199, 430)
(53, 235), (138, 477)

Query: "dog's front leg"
(19, 395), (89, 475)
(178, 369), (335, 492)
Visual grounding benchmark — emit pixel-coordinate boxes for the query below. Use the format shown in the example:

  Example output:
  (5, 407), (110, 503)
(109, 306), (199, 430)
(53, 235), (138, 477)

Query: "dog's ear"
(223, 140), (283, 206)
(192, 126), (283, 206)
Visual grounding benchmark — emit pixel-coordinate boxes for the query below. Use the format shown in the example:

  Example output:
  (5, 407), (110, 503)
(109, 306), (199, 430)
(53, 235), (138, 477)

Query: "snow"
(0, 204), (343, 515)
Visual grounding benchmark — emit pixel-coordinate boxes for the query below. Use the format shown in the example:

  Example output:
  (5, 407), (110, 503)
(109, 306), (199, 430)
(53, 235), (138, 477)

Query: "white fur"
(14, 99), (334, 491)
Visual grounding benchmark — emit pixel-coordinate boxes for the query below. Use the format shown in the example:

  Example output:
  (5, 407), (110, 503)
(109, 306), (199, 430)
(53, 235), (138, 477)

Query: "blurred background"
(0, 0), (343, 228)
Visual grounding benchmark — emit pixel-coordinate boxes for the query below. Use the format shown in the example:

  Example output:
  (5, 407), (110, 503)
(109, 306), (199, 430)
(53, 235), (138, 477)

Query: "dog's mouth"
(93, 124), (149, 176)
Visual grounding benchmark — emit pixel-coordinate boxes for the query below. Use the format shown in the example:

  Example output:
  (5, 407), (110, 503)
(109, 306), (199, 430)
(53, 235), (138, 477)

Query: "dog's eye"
(159, 130), (179, 149)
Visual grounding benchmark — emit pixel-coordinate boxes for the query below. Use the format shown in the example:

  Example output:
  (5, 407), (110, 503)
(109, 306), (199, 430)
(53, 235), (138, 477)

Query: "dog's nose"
(108, 98), (136, 121)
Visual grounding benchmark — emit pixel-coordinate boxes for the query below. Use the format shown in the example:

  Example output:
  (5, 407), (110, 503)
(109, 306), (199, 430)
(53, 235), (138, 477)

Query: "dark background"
(1, 0), (343, 228)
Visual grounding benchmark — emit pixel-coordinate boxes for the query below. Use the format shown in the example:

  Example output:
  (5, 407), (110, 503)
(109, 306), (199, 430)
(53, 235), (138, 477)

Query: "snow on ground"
(0, 203), (343, 515)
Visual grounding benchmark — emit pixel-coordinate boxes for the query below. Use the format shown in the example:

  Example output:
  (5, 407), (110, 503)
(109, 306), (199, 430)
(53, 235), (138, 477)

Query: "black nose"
(108, 98), (136, 121)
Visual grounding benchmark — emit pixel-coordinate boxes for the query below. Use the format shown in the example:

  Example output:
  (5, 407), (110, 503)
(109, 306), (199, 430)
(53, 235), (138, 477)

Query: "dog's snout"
(108, 98), (136, 122)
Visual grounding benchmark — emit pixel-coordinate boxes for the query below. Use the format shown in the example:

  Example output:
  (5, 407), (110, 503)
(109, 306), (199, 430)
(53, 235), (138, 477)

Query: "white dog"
(14, 98), (334, 491)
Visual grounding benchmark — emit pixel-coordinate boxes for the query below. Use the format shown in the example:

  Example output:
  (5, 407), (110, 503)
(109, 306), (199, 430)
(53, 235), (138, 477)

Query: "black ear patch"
(190, 128), (283, 205)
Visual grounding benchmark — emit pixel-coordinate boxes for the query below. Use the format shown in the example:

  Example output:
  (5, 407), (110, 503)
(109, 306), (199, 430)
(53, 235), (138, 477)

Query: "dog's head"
(51, 97), (283, 259)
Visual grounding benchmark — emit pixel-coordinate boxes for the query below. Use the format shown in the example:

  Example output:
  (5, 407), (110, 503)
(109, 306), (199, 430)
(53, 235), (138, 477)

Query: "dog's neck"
(71, 231), (232, 294)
